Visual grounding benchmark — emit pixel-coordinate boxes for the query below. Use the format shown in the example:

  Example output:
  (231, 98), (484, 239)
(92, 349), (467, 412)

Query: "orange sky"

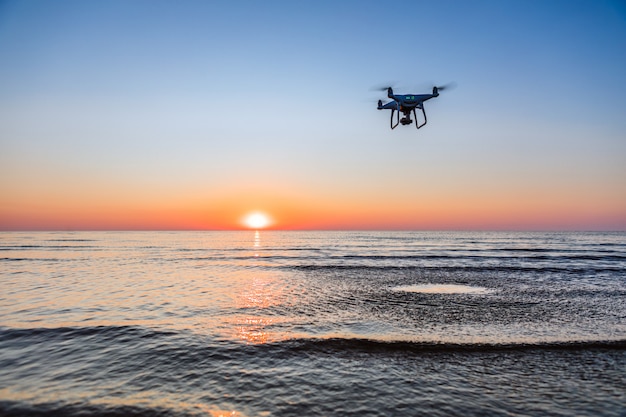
(2, 177), (624, 230)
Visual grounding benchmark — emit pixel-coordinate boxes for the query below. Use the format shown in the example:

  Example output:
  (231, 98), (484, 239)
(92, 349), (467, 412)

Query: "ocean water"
(0, 231), (625, 416)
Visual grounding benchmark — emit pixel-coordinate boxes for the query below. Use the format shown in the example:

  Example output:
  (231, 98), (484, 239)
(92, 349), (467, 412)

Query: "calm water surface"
(1, 231), (625, 416)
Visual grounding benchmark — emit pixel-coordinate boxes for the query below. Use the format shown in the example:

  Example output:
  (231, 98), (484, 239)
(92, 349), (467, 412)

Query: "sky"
(1, 0), (625, 231)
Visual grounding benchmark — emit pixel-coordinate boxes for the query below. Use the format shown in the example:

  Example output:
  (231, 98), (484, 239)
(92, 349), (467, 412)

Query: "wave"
(46, 239), (97, 242)
(2, 335), (625, 417)
(0, 401), (191, 417)
(286, 264), (625, 274)
(0, 257), (68, 262)
(0, 325), (176, 344)
(0, 245), (99, 250)
(3, 325), (624, 355)
(337, 253), (626, 261)
(266, 337), (626, 356)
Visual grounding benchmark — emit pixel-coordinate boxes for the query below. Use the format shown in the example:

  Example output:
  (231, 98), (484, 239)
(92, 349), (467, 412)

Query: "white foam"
(392, 284), (491, 294)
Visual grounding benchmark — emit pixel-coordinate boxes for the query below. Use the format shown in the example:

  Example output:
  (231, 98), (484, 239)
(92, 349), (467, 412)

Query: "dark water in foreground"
(1, 231), (625, 416)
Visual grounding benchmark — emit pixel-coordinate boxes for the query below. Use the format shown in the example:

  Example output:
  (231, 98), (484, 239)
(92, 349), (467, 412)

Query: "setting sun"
(243, 212), (271, 229)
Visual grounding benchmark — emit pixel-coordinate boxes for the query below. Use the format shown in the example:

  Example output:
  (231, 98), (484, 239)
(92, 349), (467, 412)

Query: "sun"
(243, 212), (271, 229)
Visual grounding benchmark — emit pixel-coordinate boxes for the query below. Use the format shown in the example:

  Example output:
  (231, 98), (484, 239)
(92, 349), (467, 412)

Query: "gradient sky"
(1, 0), (625, 230)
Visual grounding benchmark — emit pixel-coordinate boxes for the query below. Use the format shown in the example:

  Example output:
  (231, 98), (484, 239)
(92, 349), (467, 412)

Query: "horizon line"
(1, 228), (624, 233)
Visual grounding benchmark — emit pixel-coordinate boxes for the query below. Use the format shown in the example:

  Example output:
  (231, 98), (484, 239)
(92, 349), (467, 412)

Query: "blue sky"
(1, 0), (625, 230)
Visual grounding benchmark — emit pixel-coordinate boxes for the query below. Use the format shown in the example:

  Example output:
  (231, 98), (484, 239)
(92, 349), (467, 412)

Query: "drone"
(376, 84), (453, 130)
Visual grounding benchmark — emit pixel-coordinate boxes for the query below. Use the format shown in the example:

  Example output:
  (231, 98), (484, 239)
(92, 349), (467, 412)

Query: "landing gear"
(390, 109), (400, 129)
(415, 104), (427, 129)
(390, 106), (428, 129)
(390, 109), (415, 129)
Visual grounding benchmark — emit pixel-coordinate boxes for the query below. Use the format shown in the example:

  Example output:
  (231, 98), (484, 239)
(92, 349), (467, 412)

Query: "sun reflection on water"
(236, 316), (274, 344)
(234, 272), (281, 344)
(253, 230), (260, 257)
(232, 231), (283, 344)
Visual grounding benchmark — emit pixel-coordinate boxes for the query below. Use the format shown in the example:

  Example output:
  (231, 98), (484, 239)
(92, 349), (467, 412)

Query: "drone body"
(377, 85), (449, 130)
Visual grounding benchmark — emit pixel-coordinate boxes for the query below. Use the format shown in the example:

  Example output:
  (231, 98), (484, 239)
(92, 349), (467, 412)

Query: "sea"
(0, 231), (625, 417)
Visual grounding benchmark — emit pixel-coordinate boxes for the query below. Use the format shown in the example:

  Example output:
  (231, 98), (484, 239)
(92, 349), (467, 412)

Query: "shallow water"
(1, 231), (625, 416)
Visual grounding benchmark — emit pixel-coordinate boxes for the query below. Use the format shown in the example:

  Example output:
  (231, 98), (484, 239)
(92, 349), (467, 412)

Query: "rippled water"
(1, 231), (625, 416)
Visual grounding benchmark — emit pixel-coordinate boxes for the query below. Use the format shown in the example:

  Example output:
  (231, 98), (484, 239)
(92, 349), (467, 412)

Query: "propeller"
(434, 82), (457, 92)
(369, 83), (396, 105)
(369, 82), (396, 92)
(371, 82), (457, 94)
